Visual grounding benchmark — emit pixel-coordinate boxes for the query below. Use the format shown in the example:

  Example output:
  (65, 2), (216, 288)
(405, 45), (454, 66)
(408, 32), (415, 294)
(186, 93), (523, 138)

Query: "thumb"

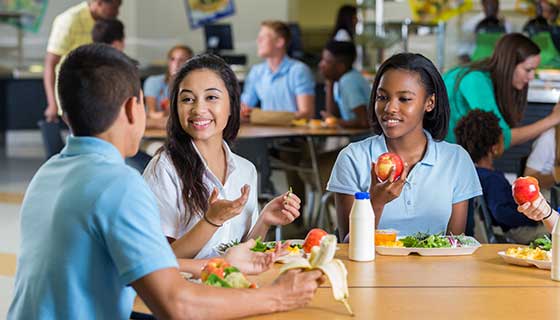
(209, 188), (219, 204)
(370, 162), (379, 185)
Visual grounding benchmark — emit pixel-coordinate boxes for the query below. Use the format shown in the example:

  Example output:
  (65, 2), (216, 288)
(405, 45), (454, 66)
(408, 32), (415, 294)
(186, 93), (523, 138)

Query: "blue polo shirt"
(241, 56), (315, 112)
(327, 132), (482, 236)
(8, 136), (178, 320)
(333, 69), (371, 121)
(143, 74), (168, 111)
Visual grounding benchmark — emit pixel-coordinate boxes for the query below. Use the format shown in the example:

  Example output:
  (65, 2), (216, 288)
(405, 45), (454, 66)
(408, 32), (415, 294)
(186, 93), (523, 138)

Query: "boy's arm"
(132, 268), (323, 320)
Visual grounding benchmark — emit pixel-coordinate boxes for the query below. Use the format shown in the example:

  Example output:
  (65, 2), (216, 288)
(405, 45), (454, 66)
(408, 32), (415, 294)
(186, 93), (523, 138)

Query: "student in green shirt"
(444, 33), (560, 149)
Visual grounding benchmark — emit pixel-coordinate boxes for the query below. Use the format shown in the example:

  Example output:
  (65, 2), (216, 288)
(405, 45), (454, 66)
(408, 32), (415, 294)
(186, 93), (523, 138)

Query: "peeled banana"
(280, 234), (353, 315)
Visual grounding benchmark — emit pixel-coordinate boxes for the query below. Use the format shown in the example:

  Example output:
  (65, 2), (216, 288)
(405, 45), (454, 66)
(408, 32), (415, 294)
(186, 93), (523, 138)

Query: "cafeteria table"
(132, 244), (560, 319)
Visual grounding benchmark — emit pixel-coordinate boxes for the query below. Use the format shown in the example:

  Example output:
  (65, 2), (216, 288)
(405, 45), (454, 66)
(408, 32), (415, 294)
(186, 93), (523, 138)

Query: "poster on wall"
(0, 0), (48, 33)
(408, 0), (473, 23)
(185, 0), (235, 29)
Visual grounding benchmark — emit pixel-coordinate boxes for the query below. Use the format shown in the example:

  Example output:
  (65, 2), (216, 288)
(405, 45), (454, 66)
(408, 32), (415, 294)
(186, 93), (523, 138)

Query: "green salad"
(400, 232), (478, 248)
(216, 237), (302, 253)
(530, 235), (552, 251)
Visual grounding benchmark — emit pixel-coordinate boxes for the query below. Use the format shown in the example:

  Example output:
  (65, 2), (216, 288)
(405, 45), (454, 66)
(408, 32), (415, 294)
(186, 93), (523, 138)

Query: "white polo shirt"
(526, 128), (555, 174)
(143, 141), (259, 259)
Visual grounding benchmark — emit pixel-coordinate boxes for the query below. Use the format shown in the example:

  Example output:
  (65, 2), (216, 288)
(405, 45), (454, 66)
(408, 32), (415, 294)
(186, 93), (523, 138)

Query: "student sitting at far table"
(7, 44), (323, 320)
(318, 40), (370, 128)
(241, 20), (315, 120)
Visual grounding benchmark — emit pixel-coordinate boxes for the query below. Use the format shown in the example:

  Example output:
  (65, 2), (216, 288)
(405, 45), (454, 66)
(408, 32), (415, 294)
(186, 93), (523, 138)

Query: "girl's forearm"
(171, 219), (219, 258)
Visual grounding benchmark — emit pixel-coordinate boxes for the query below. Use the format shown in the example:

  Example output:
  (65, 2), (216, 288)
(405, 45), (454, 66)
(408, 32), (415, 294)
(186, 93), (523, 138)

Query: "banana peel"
(279, 235), (353, 315)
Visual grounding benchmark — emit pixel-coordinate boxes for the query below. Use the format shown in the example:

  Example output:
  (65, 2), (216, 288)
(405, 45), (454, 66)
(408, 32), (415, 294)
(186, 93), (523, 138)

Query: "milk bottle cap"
(354, 192), (370, 200)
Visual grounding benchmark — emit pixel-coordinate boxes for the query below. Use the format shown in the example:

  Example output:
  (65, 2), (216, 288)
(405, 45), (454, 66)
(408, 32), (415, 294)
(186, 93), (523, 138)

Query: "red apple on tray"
(512, 176), (540, 205)
(375, 152), (404, 182)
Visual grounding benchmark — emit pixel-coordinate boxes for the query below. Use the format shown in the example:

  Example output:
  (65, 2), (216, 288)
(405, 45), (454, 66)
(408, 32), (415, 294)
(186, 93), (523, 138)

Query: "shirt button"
(407, 201), (412, 205)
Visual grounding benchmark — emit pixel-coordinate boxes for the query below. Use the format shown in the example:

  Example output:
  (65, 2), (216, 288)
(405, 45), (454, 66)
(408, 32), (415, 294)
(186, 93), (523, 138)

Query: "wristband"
(203, 213), (223, 228)
(543, 206), (554, 221)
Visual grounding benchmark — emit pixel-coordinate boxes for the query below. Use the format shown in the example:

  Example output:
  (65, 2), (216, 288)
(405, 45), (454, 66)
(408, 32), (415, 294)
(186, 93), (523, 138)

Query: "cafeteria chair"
(531, 32), (560, 68)
(37, 120), (65, 160)
(125, 151), (152, 174)
(468, 196), (511, 243)
(471, 32), (504, 61)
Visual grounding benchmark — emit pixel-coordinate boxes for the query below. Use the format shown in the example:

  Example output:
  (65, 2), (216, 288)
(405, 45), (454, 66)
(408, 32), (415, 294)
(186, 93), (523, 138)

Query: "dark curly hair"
(454, 110), (503, 163)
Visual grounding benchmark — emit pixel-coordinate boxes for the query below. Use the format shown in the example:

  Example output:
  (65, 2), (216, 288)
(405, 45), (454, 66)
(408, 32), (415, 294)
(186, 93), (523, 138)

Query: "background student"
(144, 45), (193, 129)
(318, 40), (370, 128)
(43, 0), (122, 122)
(455, 110), (549, 244)
(444, 33), (560, 149)
(92, 18), (125, 51)
(241, 20), (315, 120)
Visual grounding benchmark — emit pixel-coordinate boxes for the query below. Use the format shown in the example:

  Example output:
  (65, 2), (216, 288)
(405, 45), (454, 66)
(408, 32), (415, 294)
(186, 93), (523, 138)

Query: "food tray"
(375, 236), (481, 256)
(497, 251), (551, 270)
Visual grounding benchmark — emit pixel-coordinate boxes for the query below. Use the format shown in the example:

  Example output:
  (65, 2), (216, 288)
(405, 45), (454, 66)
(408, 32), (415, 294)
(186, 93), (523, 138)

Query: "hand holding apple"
(512, 176), (540, 205)
(517, 192), (552, 221)
(369, 161), (410, 209)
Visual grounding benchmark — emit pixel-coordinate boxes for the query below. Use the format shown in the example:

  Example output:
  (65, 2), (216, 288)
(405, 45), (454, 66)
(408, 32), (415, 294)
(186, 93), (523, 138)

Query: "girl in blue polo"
(327, 53), (482, 241)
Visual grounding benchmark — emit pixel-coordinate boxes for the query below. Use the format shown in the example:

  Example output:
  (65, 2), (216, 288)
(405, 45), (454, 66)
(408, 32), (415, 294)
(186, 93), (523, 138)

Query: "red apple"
(303, 228), (328, 253)
(512, 176), (540, 205)
(375, 152), (404, 182)
(200, 258), (230, 282)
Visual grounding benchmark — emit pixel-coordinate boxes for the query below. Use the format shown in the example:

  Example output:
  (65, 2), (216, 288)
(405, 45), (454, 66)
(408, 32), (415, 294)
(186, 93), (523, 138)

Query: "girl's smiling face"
(374, 69), (435, 140)
(177, 69), (230, 142)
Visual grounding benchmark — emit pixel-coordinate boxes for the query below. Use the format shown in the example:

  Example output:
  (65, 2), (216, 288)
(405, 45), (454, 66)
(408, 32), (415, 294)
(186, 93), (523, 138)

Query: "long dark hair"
(158, 54), (240, 227)
(369, 53), (450, 141)
(454, 33), (540, 127)
(331, 5), (357, 40)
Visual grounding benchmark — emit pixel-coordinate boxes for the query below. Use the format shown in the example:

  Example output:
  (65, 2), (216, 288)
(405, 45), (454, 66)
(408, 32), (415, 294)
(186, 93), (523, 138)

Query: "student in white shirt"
(525, 127), (558, 189)
(144, 54), (301, 259)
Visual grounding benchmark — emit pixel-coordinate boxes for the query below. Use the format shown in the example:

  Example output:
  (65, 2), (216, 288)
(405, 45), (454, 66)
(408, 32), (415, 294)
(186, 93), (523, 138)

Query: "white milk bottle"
(551, 215), (560, 281)
(349, 192), (375, 261)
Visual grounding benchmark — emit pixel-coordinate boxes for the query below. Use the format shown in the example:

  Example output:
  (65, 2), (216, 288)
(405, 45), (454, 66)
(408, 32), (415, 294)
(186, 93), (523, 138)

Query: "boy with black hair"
(8, 43), (323, 319)
(92, 18), (125, 50)
(318, 40), (370, 128)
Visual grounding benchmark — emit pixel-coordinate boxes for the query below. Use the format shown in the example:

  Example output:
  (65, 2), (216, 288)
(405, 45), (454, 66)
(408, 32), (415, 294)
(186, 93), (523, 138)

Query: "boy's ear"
(123, 96), (136, 125)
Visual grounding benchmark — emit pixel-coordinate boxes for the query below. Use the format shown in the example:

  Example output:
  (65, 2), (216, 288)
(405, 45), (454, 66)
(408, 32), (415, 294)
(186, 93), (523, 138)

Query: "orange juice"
(375, 230), (397, 245)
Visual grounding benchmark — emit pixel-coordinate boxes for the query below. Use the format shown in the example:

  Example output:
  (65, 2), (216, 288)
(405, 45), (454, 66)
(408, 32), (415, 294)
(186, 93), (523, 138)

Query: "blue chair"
(471, 33), (504, 61)
(37, 120), (65, 160)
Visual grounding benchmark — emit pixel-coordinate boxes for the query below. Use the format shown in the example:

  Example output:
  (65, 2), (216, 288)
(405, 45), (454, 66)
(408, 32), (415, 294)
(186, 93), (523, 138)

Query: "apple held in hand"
(303, 228), (328, 253)
(200, 258), (231, 282)
(512, 176), (540, 205)
(375, 152), (404, 182)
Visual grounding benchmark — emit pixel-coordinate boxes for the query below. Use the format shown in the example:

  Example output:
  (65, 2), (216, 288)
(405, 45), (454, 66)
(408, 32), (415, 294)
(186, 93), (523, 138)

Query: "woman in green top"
(444, 33), (560, 149)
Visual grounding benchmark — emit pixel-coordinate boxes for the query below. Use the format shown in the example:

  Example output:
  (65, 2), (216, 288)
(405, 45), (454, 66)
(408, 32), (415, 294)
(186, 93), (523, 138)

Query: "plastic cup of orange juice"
(375, 229), (398, 245)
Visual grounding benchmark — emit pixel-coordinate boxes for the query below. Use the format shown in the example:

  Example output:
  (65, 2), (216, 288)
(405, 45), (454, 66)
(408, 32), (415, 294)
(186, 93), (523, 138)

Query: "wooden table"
(133, 244), (560, 319)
